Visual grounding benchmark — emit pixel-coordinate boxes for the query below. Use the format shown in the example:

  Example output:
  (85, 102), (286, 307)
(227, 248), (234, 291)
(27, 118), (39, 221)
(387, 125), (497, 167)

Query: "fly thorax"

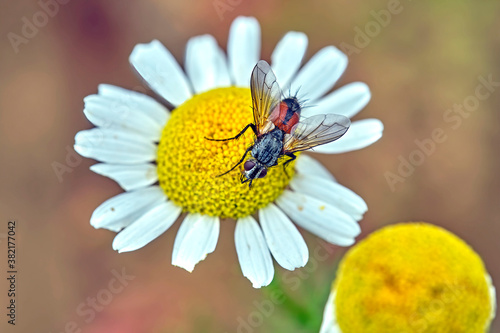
(283, 97), (301, 117)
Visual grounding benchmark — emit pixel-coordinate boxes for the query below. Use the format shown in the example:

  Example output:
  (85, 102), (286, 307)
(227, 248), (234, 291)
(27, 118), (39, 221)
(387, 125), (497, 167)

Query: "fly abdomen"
(252, 130), (284, 167)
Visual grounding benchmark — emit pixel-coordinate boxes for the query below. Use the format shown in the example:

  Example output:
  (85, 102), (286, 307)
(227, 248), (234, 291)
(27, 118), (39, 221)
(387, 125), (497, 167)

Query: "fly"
(207, 60), (351, 188)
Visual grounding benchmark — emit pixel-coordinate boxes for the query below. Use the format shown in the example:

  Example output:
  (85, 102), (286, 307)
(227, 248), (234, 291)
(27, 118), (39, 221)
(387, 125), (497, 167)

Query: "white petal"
(276, 190), (360, 246)
(84, 95), (164, 142)
(185, 35), (231, 93)
(228, 16), (261, 87)
(96, 84), (169, 129)
(295, 154), (336, 182)
(486, 274), (497, 323)
(172, 214), (220, 272)
(259, 203), (308, 270)
(90, 163), (158, 191)
(91, 186), (166, 231)
(112, 200), (181, 253)
(235, 216), (274, 288)
(291, 174), (367, 220)
(74, 128), (156, 164)
(306, 82), (371, 119)
(320, 290), (342, 333)
(315, 119), (383, 154)
(129, 40), (192, 106)
(271, 32), (308, 87)
(290, 46), (348, 102)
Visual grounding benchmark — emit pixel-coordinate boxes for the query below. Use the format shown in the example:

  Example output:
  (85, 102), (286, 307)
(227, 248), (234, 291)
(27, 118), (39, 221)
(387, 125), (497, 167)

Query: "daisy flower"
(75, 16), (383, 288)
(320, 223), (497, 333)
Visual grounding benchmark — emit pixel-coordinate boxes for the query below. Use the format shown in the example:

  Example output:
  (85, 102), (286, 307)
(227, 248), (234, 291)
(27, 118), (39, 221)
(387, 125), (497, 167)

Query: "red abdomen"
(272, 101), (301, 134)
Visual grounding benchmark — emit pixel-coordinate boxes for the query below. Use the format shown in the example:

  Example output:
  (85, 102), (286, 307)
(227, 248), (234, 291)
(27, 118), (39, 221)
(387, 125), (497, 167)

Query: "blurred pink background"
(1, 0), (499, 332)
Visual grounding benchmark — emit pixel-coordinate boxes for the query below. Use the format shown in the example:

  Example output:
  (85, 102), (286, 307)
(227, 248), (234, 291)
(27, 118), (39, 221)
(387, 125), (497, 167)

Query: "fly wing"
(283, 114), (350, 153)
(250, 60), (282, 134)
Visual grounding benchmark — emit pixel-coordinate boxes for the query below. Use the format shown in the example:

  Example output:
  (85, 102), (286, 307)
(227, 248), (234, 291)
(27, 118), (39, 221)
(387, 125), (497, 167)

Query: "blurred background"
(1, 0), (499, 332)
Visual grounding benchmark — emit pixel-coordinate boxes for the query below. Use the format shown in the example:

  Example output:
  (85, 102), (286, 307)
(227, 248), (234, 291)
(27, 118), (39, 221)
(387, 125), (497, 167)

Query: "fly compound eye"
(258, 168), (268, 178)
(244, 161), (256, 171)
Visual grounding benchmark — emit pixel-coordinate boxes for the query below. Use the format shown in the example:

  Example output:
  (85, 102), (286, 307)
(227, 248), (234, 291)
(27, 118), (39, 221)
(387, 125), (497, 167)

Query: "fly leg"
(241, 177), (253, 189)
(205, 123), (258, 142)
(217, 146), (253, 177)
(282, 153), (297, 178)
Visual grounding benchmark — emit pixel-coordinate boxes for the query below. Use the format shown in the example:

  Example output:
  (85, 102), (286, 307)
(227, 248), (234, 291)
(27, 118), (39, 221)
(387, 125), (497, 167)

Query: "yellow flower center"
(156, 87), (295, 219)
(333, 223), (494, 333)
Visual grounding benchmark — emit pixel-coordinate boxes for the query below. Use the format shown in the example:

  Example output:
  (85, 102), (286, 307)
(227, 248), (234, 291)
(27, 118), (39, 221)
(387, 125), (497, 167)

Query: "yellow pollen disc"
(333, 223), (494, 333)
(156, 87), (295, 219)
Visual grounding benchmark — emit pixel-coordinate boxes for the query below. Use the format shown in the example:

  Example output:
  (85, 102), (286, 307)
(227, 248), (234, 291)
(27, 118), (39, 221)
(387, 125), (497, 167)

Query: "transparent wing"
(284, 114), (350, 153)
(250, 60), (282, 134)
